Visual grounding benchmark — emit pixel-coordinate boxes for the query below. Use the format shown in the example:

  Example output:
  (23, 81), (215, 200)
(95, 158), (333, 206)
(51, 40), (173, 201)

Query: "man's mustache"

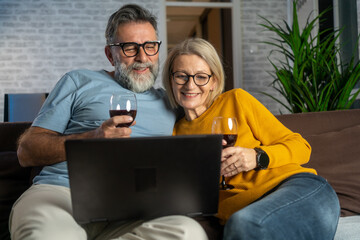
(129, 62), (153, 72)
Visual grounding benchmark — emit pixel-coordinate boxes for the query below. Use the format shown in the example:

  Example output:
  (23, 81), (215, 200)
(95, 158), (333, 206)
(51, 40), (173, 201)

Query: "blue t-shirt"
(33, 69), (176, 187)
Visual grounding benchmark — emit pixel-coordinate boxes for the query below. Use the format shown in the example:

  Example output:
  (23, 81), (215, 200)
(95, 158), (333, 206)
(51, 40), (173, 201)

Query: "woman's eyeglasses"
(172, 71), (212, 86)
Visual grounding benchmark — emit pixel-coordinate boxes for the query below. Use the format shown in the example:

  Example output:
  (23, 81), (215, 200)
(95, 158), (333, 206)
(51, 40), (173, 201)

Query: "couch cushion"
(334, 216), (360, 240)
(195, 216), (223, 240)
(303, 124), (360, 216)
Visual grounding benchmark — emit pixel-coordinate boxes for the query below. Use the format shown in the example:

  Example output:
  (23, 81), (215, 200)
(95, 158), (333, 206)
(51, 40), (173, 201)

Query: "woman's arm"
(221, 89), (311, 177)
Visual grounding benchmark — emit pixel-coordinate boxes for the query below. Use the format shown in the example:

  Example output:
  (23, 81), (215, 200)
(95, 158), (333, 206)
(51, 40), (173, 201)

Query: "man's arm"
(17, 115), (134, 167)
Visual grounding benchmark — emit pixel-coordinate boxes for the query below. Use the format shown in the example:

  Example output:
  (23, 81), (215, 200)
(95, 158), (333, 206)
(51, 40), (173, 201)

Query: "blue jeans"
(223, 173), (340, 240)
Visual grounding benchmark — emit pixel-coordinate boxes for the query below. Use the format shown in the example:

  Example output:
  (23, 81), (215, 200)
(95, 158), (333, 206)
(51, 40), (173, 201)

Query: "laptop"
(65, 134), (222, 224)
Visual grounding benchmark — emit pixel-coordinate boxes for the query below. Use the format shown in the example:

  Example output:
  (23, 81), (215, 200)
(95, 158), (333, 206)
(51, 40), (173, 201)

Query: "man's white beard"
(114, 60), (159, 93)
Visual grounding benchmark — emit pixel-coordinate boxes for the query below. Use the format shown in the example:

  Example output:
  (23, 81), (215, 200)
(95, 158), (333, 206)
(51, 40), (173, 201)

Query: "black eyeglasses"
(172, 71), (212, 86)
(108, 41), (162, 57)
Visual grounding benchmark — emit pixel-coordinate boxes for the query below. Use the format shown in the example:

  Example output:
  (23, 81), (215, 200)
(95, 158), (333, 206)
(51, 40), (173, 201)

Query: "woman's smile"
(182, 92), (200, 98)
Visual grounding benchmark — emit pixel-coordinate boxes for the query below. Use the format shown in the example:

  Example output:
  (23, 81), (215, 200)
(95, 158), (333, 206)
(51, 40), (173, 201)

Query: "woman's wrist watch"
(254, 148), (269, 171)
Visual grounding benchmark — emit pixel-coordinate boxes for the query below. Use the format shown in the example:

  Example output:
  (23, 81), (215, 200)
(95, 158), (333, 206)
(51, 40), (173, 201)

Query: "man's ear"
(105, 46), (115, 66)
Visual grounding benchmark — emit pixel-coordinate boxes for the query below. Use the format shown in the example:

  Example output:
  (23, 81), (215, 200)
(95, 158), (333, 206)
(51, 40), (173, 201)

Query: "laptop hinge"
(187, 212), (203, 217)
(90, 218), (108, 223)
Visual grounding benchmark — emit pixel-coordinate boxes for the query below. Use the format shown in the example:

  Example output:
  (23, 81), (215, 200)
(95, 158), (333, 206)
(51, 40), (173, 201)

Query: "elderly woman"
(162, 38), (340, 240)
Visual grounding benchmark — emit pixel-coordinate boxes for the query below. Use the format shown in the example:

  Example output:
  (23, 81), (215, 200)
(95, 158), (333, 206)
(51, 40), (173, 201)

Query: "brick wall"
(0, 0), (161, 121)
(0, 0), (290, 121)
(241, 0), (288, 114)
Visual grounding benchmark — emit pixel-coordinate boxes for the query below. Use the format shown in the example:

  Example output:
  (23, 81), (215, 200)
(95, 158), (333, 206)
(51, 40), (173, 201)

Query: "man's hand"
(94, 115), (134, 138)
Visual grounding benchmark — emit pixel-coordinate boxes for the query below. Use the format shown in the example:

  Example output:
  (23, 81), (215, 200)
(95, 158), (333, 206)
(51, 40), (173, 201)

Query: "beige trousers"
(9, 184), (208, 240)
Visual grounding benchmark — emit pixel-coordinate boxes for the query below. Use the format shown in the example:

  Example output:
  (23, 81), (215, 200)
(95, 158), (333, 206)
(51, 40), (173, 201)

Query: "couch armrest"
(0, 122), (32, 152)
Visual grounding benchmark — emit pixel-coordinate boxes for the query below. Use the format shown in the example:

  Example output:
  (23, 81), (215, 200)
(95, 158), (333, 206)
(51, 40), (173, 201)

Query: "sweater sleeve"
(237, 90), (311, 168)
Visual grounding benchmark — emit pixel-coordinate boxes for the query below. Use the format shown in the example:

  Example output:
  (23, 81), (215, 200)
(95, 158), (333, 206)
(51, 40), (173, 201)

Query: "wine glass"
(109, 93), (137, 128)
(212, 117), (238, 190)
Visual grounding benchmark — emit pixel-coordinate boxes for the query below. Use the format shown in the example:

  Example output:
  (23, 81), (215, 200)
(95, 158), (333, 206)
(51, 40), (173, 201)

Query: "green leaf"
(259, 0), (360, 113)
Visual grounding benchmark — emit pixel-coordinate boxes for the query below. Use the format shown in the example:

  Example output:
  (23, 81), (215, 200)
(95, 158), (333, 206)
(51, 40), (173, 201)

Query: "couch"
(1, 109), (360, 240)
(277, 109), (360, 240)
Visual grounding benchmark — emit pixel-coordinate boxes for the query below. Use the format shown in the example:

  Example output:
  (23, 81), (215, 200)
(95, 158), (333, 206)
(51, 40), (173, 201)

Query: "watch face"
(259, 153), (269, 169)
(255, 148), (269, 170)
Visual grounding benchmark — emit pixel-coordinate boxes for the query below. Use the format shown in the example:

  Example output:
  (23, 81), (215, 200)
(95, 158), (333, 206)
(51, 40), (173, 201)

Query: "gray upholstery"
(335, 216), (360, 240)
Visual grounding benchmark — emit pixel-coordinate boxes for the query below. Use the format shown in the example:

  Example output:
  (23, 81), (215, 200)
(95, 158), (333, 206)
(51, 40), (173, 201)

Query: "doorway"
(165, 0), (241, 90)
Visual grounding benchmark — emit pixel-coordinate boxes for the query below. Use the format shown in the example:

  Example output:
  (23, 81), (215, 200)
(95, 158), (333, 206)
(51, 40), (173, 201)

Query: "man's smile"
(133, 67), (149, 74)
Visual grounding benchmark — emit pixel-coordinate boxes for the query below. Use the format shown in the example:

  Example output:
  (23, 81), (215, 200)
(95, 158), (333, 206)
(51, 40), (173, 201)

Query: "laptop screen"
(65, 134), (222, 223)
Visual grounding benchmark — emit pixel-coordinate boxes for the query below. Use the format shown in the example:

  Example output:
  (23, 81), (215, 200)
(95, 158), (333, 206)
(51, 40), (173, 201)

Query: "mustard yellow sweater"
(173, 89), (316, 223)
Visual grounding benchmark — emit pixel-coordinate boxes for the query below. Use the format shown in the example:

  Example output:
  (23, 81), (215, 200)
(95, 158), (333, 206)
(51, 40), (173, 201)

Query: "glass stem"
(221, 175), (226, 189)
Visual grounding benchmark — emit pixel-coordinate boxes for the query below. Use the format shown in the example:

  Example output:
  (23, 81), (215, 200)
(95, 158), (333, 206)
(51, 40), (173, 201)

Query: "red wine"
(109, 110), (137, 127)
(223, 134), (238, 148)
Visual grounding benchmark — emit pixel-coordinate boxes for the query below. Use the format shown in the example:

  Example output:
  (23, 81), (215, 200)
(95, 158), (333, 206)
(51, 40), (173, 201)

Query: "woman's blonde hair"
(162, 38), (225, 109)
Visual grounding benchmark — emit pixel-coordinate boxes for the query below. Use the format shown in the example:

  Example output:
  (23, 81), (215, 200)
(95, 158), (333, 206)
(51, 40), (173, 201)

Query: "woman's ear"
(210, 77), (217, 91)
(105, 46), (115, 66)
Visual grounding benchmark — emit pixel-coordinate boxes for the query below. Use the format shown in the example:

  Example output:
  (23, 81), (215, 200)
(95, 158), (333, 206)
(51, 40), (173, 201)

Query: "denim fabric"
(223, 173), (340, 240)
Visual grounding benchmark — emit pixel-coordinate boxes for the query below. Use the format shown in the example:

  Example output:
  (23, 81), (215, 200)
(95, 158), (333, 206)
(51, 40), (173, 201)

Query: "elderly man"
(10, 4), (207, 240)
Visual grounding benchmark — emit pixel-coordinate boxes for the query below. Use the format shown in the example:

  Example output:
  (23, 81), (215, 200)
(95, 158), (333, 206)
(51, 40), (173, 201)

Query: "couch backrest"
(276, 109), (360, 135)
(277, 109), (360, 217)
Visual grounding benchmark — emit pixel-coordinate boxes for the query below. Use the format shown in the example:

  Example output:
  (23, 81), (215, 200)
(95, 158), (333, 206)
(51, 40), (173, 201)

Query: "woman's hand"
(221, 147), (257, 177)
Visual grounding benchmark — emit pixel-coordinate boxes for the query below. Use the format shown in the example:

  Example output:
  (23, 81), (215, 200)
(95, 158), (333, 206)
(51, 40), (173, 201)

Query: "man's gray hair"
(105, 4), (158, 44)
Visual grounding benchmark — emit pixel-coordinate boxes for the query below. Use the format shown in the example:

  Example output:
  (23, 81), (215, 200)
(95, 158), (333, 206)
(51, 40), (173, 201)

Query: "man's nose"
(134, 46), (148, 62)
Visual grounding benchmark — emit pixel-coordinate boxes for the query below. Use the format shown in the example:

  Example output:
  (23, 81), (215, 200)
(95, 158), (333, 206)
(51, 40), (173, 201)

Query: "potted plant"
(260, 1), (360, 113)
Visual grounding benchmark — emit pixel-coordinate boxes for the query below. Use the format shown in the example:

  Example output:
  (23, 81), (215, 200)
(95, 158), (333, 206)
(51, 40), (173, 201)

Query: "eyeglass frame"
(108, 41), (162, 57)
(171, 71), (212, 86)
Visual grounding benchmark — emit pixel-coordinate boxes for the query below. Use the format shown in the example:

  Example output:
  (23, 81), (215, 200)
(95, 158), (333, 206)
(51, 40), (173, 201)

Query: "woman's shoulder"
(218, 88), (251, 100)
(215, 88), (262, 112)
